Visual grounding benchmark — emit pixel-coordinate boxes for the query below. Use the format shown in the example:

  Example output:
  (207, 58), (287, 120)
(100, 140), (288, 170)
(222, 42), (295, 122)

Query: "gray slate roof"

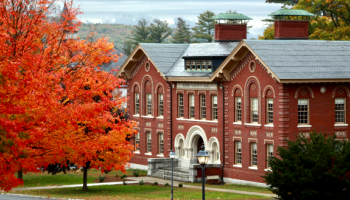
(140, 43), (239, 77)
(245, 40), (350, 80)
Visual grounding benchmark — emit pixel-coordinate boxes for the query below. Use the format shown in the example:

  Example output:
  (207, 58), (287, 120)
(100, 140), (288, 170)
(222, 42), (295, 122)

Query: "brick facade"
(215, 24), (247, 42)
(125, 45), (350, 184)
(274, 20), (309, 39)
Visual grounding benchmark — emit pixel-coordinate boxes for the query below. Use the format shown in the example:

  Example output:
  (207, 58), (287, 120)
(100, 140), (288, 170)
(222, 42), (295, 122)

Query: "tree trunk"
(17, 169), (23, 180)
(82, 162), (90, 191)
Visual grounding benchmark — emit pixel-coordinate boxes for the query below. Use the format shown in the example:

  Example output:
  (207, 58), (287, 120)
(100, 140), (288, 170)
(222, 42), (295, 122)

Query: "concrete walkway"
(8, 176), (277, 198)
(129, 177), (277, 198)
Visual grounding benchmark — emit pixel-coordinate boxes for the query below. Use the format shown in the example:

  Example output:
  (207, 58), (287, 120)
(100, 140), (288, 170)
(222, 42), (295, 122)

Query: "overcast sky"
(60, 0), (283, 39)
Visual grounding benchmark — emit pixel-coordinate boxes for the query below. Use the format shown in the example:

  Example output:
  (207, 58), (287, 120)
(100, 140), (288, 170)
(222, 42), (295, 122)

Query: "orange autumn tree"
(0, 0), (135, 191)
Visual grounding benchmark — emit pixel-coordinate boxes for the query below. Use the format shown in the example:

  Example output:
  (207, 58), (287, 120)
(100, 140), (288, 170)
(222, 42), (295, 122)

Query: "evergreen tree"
(172, 17), (191, 43)
(192, 10), (215, 42)
(129, 18), (150, 45)
(263, 132), (350, 199)
(148, 19), (172, 43)
(121, 39), (134, 56)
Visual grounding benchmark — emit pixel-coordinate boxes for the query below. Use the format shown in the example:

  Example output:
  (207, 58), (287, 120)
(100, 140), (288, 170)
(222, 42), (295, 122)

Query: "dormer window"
(185, 59), (212, 71)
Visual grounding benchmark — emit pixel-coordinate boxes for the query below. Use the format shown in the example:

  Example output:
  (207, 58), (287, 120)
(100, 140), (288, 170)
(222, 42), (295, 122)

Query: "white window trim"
(244, 123), (262, 127)
(133, 115), (140, 118)
(264, 168), (272, 172)
(233, 164), (242, 168)
(298, 98), (309, 125)
(157, 154), (164, 157)
(297, 125), (312, 128)
(134, 151), (140, 154)
(264, 124), (274, 127)
(142, 115), (154, 119)
(145, 153), (152, 156)
(334, 124), (348, 127)
(233, 122), (242, 125)
(248, 166), (258, 170)
(156, 116), (164, 119)
(176, 118), (218, 123)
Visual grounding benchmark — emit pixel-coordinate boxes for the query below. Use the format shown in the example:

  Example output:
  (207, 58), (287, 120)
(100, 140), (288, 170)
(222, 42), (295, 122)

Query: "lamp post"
(169, 149), (176, 200)
(196, 144), (210, 200)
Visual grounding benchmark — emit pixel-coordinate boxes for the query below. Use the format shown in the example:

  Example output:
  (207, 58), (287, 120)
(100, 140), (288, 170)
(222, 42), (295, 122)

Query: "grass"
(17, 169), (147, 188)
(9, 185), (268, 200)
(185, 183), (272, 194)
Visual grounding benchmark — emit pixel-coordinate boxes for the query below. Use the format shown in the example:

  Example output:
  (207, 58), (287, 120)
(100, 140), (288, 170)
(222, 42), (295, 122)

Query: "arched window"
(234, 88), (242, 123)
(212, 142), (219, 162)
(143, 80), (152, 116)
(134, 85), (140, 115)
(265, 89), (274, 125)
(157, 86), (164, 117)
(250, 83), (259, 123)
(333, 86), (348, 124)
(297, 89), (311, 125)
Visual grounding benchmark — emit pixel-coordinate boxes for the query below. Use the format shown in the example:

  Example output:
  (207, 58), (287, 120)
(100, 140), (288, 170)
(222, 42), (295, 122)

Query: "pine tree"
(172, 17), (191, 43)
(129, 18), (150, 45)
(263, 132), (350, 199)
(148, 19), (172, 43)
(192, 10), (215, 42)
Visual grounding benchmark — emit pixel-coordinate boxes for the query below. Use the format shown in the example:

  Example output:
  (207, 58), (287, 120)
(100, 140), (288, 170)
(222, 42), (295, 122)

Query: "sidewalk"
(9, 176), (277, 198)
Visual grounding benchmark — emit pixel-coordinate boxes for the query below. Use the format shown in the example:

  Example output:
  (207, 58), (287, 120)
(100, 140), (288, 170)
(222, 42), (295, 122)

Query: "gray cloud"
(64, 0), (282, 39)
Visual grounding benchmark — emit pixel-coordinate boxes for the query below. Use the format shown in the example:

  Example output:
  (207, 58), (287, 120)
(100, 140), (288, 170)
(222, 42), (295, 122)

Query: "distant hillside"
(77, 23), (135, 49)
(77, 23), (174, 50)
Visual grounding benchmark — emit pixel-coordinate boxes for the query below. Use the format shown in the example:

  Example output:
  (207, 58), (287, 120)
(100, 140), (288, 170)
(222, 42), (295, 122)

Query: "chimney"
(269, 9), (314, 40)
(212, 13), (252, 42)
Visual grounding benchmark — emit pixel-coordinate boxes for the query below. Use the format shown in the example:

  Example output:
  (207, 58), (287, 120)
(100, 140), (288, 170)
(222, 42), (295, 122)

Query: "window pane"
(298, 99), (308, 124)
(212, 96), (218, 120)
(335, 98), (345, 123)
(236, 97), (242, 122)
(252, 143), (257, 166)
(189, 94), (195, 118)
(147, 94), (152, 115)
(178, 94), (184, 117)
(236, 141), (242, 164)
(201, 60), (207, 70)
(158, 94), (163, 116)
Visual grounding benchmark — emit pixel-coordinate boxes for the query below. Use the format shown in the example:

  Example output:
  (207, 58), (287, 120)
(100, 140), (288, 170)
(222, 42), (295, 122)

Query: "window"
(135, 93), (140, 115)
(235, 141), (242, 165)
(251, 143), (257, 167)
(158, 94), (163, 117)
(184, 60), (212, 71)
(178, 94), (184, 118)
(266, 99), (273, 124)
(267, 144), (273, 169)
(212, 96), (218, 120)
(179, 139), (184, 157)
(189, 94), (195, 119)
(200, 95), (206, 119)
(235, 97), (242, 122)
(158, 133), (164, 155)
(335, 98), (345, 124)
(212, 143), (219, 162)
(146, 132), (152, 153)
(146, 94), (152, 115)
(251, 98), (258, 123)
(135, 132), (140, 152)
(298, 99), (309, 124)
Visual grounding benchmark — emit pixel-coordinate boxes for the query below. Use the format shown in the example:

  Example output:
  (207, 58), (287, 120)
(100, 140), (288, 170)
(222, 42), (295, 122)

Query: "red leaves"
(0, 0), (134, 191)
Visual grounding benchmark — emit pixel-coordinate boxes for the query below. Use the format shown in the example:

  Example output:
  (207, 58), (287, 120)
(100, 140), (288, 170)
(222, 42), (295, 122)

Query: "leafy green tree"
(263, 132), (350, 200)
(148, 19), (172, 43)
(172, 17), (191, 43)
(129, 18), (150, 45)
(258, 25), (274, 39)
(192, 10), (215, 42)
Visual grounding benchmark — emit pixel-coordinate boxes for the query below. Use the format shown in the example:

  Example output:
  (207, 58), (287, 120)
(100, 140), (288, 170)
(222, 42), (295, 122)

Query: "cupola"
(269, 9), (314, 40)
(211, 13), (252, 42)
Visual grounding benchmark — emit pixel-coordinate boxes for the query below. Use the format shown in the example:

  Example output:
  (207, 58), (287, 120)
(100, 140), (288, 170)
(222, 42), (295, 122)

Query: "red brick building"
(116, 10), (350, 186)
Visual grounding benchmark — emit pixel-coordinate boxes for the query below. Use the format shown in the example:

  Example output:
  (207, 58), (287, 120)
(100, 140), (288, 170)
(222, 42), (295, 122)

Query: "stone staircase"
(150, 168), (189, 182)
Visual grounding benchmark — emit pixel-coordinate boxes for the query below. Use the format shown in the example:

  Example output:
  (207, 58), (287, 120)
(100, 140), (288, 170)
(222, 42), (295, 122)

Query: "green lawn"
(185, 183), (272, 194)
(17, 169), (147, 188)
(10, 185), (268, 200)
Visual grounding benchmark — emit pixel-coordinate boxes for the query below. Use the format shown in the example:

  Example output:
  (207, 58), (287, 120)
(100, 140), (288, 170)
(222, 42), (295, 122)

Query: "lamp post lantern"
(169, 149), (176, 200)
(196, 144), (210, 200)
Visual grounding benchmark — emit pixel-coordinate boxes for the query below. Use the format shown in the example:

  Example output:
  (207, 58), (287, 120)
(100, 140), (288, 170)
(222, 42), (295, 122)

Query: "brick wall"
(275, 20), (309, 39)
(215, 24), (247, 42)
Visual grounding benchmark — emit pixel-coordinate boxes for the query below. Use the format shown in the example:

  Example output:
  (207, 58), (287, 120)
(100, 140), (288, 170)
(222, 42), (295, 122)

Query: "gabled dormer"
(183, 56), (227, 72)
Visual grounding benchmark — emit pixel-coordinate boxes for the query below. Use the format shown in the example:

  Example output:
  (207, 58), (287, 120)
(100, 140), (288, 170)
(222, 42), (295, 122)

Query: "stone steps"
(150, 168), (190, 182)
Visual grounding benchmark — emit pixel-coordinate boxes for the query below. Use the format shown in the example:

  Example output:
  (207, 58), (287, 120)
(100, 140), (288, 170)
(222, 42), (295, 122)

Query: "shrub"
(154, 182), (158, 185)
(123, 180), (127, 185)
(263, 132), (350, 200)
(121, 174), (127, 180)
(164, 183), (170, 187)
(139, 180), (144, 185)
(133, 170), (139, 177)
(98, 175), (106, 182)
(178, 183), (183, 188)
(115, 174), (118, 177)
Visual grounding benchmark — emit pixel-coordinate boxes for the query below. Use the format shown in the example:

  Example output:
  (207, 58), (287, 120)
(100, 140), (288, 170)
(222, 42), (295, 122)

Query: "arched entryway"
(184, 125), (209, 160)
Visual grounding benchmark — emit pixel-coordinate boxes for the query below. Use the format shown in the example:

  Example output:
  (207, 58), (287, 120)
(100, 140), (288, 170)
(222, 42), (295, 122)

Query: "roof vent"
(211, 13), (252, 42)
(269, 9), (314, 40)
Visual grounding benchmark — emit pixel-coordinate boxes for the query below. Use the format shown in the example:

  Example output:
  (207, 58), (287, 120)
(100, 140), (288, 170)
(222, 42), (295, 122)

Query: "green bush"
(154, 182), (158, 185)
(98, 175), (106, 182)
(263, 132), (350, 200)
(123, 180), (127, 185)
(178, 183), (183, 188)
(139, 180), (144, 185)
(164, 183), (170, 187)
(121, 174), (127, 179)
(133, 170), (139, 177)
